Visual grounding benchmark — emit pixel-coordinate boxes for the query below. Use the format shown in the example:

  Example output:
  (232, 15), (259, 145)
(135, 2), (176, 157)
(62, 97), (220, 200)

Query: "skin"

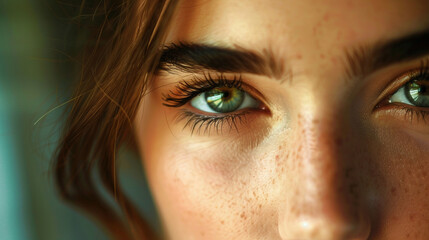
(134, 0), (429, 239)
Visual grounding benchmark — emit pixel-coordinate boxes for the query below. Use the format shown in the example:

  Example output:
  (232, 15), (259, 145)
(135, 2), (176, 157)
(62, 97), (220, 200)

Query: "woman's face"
(135, 0), (429, 239)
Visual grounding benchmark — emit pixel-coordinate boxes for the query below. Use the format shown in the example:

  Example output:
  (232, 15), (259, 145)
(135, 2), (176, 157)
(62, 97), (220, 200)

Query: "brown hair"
(53, 0), (178, 239)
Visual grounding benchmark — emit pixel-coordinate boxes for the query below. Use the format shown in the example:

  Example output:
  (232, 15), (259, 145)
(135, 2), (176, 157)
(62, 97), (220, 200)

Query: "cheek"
(136, 94), (266, 239)
(135, 92), (280, 238)
(367, 128), (429, 238)
(140, 138), (275, 238)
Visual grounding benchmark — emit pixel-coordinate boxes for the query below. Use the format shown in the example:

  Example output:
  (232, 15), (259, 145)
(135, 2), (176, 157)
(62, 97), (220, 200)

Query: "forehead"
(166, 0), (429, 53)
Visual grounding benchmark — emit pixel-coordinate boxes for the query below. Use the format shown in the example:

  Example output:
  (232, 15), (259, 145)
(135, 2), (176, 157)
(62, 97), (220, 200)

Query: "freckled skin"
(134, 0), (429, 239)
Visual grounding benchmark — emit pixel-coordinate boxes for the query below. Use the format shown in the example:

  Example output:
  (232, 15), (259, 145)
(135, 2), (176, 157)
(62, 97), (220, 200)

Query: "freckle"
(221, 220), (224, 224)
(312, 26), (318, 35)
(240, 212), (247, 219)
(391, 187), (397, 196)
(410, 214), (414, 221)
(272, 179), (276, 184)
(296, 54), (302, 59)
(323, 14), (330, 21)
(331, 56), (337, 64)
(275, 155), (279, 160)
(319, 54), (325, 59)
(279, 145), (282, 150)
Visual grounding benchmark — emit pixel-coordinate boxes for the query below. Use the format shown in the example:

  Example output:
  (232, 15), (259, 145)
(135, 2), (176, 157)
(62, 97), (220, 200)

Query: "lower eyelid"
(175, 109), (251, 134)
(374, 103), (429, 125)
(185, 104), (260, 117)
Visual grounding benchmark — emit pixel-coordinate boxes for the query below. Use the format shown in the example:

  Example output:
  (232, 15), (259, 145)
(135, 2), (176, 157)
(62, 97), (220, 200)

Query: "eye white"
(190, 91), (259, 113)
(389, 86), (413, 105)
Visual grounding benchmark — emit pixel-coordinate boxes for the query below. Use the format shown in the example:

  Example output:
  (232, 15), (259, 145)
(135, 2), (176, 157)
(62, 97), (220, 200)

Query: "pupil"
(222, 91), (231, 100)
(419, 85), (427, 95)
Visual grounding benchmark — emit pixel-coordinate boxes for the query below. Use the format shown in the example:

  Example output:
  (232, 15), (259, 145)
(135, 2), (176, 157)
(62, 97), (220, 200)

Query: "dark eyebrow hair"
(345, 28), (429, 79)
(158, 29), (429, 82)
(157, 42), (286, 80)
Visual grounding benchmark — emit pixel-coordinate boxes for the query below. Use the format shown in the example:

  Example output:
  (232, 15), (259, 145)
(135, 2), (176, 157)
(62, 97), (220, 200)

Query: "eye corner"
(374, 96), (392, 111)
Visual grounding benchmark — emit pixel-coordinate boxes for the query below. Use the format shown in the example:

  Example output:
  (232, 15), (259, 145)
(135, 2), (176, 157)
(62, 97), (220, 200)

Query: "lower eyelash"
(176, 110), (248, 135)
(400, 106), (429, 124)
(383, 103), (429, 124)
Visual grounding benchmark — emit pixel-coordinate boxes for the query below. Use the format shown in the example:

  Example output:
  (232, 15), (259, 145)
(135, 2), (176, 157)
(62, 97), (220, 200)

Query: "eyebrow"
(157, 42), (286, 80)
(158, 28), (429, 81)
(345, 28), (429, 79)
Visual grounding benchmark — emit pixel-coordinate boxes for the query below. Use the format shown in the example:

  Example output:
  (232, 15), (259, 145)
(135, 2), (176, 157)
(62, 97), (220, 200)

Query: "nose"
(278, 114), (371, 240)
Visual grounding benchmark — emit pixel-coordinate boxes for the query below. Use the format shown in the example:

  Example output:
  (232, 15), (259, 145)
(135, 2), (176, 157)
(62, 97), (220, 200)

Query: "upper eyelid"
(162, 73), (269, 107)
(162, 74), (242, 107)
(388, 60), (429, 93)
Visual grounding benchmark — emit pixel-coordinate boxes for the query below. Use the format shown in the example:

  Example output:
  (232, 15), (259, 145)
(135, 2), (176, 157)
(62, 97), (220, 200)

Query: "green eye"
(190, 87), (259, 113)
(404, 80), (429, 107)
(205, 87), (245, 113)
(390, 79), (429, 107)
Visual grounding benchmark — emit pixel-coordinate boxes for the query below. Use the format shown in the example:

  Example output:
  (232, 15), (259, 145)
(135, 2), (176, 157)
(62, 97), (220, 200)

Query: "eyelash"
(176, 110), (249, 135)
(163, 59), (429, 134)
(163, 73), (243, 107)
(162, 73), (253, 134)
(379, 58), (429, 123)
(395, 106), (429, 124)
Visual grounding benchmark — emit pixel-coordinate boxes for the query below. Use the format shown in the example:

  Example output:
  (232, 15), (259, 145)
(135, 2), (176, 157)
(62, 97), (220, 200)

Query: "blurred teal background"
(0, 1), (159, 239)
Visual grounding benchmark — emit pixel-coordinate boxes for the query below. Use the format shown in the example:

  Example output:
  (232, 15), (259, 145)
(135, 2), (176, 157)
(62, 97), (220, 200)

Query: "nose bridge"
(278, 112), (371, 240)
(295, 113), (351, 217)
(299, 113), (346, 204)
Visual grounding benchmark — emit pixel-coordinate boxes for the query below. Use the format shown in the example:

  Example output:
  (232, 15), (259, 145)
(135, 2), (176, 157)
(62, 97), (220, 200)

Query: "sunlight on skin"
(135, 0), (429, 239)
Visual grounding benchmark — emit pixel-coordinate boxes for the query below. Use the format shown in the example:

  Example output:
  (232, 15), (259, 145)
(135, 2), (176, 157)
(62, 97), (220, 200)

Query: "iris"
(205, 87), (245, 113)
(405, 80), (429, 107)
